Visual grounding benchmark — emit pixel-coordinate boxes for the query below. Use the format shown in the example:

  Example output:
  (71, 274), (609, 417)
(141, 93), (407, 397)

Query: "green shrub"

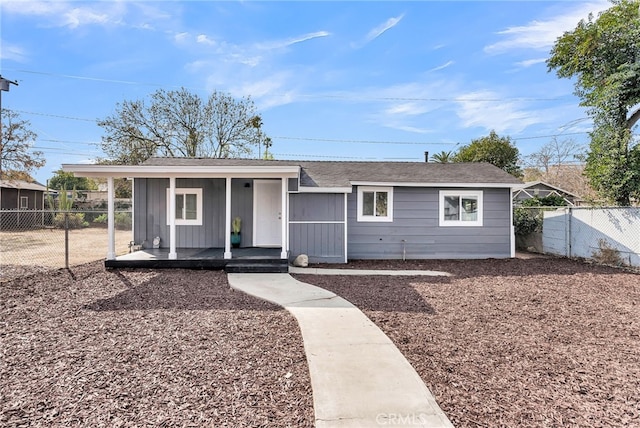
(53, 213), (89, 229)
(114, 212), (132, 230)
(93, 213), (108, 224)
(93, 212), (131, 230)
(513, 208), (542, 236)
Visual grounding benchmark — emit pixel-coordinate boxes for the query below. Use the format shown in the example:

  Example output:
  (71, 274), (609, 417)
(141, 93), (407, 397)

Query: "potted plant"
(231, 216), (242, 248)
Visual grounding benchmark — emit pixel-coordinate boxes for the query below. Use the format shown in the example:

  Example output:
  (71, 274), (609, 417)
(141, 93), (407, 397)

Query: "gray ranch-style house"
(63, 158), (521, 267)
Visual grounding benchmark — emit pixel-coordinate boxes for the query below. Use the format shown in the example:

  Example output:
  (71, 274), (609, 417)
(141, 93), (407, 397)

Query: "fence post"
(64, 212), (69, 269)
(568, 207), (572, 258)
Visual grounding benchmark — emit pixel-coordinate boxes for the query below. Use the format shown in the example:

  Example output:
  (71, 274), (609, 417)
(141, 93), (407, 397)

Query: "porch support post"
(224, 177), (232, 259)
(106, 176), (116, 260)
(168, 176), (177, 259)
(280, 178), (288, 259)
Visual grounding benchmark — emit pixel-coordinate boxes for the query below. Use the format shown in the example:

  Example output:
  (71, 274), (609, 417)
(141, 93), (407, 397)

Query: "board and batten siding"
(347, 187), (512, 259)
(133, 178), (255, 249)
(289, 193), (345, 263)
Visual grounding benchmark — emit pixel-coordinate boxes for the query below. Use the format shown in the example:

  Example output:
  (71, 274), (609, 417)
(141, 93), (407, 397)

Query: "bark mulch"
(295, 257), (640, 428)
(1, 262), (313, 427)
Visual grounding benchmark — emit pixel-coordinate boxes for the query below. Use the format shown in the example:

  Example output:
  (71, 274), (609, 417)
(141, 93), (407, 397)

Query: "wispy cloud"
(258, 31), (330, 50)
(1, 0), (170, 30)
(428, 61), (454, 73)
(515, 58), (547, 69)
(456, 90), (545, 134)
(352, 14), (404, 48)
(197, 34), (216, 46)
(484, 1), (609, 54)
(0, 40), (28, 62)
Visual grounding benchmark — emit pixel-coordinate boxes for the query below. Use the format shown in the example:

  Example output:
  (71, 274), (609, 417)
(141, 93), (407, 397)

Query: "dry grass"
(0, 228), (131, 281)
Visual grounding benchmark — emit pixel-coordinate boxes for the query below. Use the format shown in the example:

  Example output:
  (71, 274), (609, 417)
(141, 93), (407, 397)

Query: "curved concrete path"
(228, 273), (454, 428)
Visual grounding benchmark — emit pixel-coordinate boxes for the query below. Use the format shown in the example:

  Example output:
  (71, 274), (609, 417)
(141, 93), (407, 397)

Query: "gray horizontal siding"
(289, 193), (345, 263)
(134, 178), (255, 249)
(347, 187), (512, 259)
(289, 193), (344, 222)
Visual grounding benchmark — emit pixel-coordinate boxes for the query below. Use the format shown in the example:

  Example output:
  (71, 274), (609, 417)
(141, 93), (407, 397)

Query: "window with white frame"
(357, 186), (393, 222)
(20, 196), (28, 209)
(439, 190), (483, 227)
(166, 188), (203, 226)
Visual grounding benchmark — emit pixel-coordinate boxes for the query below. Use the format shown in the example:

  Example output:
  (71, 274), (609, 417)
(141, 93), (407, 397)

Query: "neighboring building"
(0, 179), (47, 210)
(63, 158), (522, 264)
(0, 180), (48, 230)
(513, 181), (580, 206)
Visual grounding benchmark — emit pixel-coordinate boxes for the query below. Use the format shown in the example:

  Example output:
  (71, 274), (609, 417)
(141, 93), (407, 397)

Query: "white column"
(224, 177), (232, 259)
(344, 192), (348, 263)
(280, 178), (288, 259)
(168, 177), (177, 259)
(106, 176), (116, 260)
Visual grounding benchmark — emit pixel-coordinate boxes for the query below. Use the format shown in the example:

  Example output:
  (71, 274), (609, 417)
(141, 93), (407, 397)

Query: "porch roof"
(63, 157), (522, 189)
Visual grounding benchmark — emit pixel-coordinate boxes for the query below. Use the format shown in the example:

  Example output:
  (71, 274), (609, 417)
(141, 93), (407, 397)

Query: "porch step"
(224, 261), (289, 274)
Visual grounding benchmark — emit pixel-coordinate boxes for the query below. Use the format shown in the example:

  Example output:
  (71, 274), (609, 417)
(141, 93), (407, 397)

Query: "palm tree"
(430, 150), (454, 163)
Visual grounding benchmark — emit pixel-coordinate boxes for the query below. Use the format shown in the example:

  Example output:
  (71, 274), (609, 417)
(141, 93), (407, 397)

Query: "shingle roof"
(0, 180), (48, 191)
(143, 157), (522, 187)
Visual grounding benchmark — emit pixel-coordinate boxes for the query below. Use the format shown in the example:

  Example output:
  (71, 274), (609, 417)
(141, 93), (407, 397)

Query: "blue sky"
(1, 0), (611, 184)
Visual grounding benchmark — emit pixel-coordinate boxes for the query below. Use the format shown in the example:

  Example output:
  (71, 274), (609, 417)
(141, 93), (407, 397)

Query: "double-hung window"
(166, 188), (203, 226)
(357, 186), (393, 222)
(439, 190), (483, 227)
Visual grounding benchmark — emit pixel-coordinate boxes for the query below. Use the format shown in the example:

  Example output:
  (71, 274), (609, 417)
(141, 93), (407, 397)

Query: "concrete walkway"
(227, 273), (454, 428)
(289, 266), (451, 276)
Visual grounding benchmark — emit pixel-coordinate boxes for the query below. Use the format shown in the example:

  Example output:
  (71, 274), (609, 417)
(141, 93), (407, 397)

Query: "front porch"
(106, 247), (288, 272)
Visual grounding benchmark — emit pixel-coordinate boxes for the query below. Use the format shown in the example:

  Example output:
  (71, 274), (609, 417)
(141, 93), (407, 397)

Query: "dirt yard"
(0, 263), (314, 427)
(0, 228), (131, 281)
(296, 256), (640, 427)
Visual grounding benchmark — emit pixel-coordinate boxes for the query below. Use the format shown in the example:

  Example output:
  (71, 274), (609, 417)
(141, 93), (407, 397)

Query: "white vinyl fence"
(542, 207), (640, 267)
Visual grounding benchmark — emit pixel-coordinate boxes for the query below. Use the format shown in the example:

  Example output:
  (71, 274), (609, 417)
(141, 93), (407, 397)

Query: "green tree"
(98, 88), (266, 164)
(48, 169), (95, 191)
(430, 150), (454, 163)
(0, 109), (44, 177)
(453, 130), (522, 177)
(547, 0), (640, 205)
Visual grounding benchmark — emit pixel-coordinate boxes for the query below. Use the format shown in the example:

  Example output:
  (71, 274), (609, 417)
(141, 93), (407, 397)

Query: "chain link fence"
(0, 209), (133, 282)
(515, 206), (640, 267)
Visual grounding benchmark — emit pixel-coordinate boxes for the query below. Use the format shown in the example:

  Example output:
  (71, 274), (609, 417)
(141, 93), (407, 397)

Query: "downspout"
(510, 187), (515, 258)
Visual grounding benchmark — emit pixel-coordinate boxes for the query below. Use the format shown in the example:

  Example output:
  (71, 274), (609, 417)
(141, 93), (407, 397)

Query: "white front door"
(253, 180), (282, 247)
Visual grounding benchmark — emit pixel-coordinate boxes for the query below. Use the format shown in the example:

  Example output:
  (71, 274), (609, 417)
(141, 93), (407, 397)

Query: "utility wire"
(8, 68), (575, 103)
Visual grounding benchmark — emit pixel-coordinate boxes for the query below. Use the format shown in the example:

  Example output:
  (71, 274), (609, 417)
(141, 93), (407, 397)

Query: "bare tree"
(526, 138), (584, 179)
(98, 88), (266, 164)
(0, 109), (44, 178)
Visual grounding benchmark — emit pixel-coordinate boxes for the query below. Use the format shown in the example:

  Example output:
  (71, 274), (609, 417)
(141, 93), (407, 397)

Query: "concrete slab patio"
(227, 273), (454, 428)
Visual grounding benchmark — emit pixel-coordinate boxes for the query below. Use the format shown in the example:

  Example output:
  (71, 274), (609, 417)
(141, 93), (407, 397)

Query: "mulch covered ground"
(1, 263), (313, 427)
(296, 256), (640, 428)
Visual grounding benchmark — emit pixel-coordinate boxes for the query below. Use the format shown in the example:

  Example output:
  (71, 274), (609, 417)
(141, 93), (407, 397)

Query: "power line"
(273, 136), (456, 145)
(8, 68), (575, 103)
(15, 109), (97, 122)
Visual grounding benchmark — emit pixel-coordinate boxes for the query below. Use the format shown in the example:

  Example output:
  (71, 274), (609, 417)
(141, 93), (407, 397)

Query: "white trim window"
(439, 190), (483, 227)
(20, 196), (29, 209)
(357, 186), (393, 222)
(166, 188), (203, 226)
